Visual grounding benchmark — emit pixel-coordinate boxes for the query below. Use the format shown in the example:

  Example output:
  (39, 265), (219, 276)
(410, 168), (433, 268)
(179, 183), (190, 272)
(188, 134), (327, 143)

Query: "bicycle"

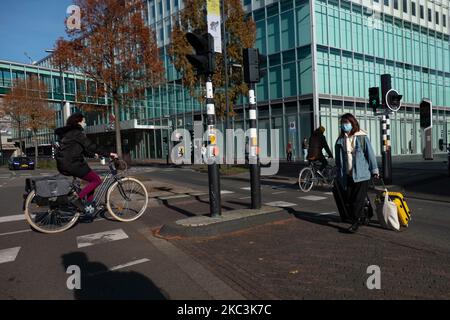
(298, 159), (337, 192)
(23, 157), (149, 234)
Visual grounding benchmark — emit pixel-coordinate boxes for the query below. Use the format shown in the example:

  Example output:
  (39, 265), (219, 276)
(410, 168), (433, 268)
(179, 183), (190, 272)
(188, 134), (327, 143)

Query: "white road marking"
(315, 212), (338, 216)
(0, 229), (32, 237)
(239, 196), (251, 200)
(109, 258), (151, 271)
(299, 196), (328, 201)
(240, 187), (251, 191)
(221, 190), (234, 195)
(272, 191), (286, 195)
(89, 258), (151, 276)
(0, 214), (26, 224)
(0, 247), (21, 264)
(265, 201), (297, 208)
(324, 192), (333, 195)
(76, 229), (129, 248)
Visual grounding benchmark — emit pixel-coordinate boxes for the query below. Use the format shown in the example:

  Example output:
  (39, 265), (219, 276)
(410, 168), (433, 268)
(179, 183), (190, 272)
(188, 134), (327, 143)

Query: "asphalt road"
(0, 166), (449, 299)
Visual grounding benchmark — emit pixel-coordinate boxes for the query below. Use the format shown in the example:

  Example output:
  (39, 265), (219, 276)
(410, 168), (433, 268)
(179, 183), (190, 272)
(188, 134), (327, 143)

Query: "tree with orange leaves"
(54, 0), (164, 158)
(170, 0), (256, 119)
(1, 76), (55, 166)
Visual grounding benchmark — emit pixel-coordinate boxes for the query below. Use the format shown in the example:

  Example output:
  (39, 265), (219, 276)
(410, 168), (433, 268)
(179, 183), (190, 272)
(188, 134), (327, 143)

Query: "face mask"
(80, 121), (87, 129)
(341, 123), (352, 133)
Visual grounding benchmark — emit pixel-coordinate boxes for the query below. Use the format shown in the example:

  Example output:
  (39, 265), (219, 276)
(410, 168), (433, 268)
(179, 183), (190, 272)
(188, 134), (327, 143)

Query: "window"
(428, 9), (432, 22)
(444, 15), (447, 27)
(436, 12), (439, 25)
(166, 0), (170, 12)
(402, 0), (407, 13)
(412, 2), (416, 16)
(394, 0), (398, 10)
(420, 5), (424, 19)
(384, 0), (389, 6)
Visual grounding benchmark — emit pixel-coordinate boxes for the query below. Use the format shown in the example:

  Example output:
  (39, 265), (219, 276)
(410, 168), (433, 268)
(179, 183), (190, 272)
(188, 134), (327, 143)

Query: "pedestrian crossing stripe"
(265, 201), (297, 208)
(299, 196), (328, 201)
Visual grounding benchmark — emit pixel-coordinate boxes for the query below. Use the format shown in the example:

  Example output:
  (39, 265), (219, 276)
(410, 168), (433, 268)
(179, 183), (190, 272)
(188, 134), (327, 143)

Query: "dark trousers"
(345, 177), (369, 222)
(287, 151), (292, 162)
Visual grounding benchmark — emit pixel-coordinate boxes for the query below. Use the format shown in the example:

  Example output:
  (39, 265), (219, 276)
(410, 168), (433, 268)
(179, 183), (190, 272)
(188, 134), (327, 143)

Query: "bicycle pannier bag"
(33, 176), (72, 198)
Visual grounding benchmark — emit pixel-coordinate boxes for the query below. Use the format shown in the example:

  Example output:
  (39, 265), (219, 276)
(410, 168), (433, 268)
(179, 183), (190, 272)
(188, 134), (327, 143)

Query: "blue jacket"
(334, 130), (379, 189)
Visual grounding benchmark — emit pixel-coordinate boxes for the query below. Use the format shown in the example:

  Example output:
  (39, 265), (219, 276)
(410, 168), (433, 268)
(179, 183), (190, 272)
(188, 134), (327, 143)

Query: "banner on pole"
(207, 0), (222, 53)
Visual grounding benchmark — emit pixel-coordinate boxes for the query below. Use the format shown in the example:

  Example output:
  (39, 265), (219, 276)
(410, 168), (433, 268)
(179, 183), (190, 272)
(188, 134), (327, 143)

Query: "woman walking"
(334, 113), (379, 233)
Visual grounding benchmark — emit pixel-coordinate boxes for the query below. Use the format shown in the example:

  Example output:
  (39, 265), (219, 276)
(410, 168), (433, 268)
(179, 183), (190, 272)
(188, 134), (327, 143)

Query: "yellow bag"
(381, 192), (411, 227)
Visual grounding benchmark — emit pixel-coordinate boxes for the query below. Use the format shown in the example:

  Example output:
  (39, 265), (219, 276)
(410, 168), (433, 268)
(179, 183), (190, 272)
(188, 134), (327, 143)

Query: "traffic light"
(243, 48), (267, 83)
(185, 32), (215, 76)
(369, 87), (380, 112)
(385, 89), (403, 112)
(381, 74), (403, 112)
(420, 99), (432, 129)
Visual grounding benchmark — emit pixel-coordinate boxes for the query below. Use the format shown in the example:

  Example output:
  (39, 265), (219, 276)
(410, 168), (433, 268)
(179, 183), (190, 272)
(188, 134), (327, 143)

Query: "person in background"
(302, 138), (309, 162)
(307, 126), (333, 171)
(334, 113), (379, 233)
(286, 141), (293, 162)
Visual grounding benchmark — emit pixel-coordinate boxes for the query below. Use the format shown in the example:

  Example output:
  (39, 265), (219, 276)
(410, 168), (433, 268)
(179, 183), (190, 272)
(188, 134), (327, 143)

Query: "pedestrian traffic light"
(385, 89), (403, 112)
(369, 87), (380, 112)
(185, 32), (215, 76)
(420, 99), (432, 129)
(243, 48), (267, 84)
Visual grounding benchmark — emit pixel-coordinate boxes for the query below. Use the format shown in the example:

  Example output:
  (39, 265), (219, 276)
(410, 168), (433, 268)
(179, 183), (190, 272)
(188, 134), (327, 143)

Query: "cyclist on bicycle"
(54, 113), (118, 213)
(307, 126), (333, 171)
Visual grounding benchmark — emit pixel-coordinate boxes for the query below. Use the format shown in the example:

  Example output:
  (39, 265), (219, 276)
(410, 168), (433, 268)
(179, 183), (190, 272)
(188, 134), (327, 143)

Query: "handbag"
(375, 189), (400, 231)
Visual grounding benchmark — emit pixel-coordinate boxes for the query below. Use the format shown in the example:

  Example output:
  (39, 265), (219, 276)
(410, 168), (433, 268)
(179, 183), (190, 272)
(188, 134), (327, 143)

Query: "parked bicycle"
(298, 160), (337, 192)
(23, 157), (148, 234)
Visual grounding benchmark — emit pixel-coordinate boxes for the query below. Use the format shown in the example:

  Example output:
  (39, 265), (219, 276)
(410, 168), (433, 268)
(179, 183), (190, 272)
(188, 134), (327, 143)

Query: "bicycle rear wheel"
(298, 167), (315, 192)
(106, 177), (149, 222)
(24, 191), (80, 234)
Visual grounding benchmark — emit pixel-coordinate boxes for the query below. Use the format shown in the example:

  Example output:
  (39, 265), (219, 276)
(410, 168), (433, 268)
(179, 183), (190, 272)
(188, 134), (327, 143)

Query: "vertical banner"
(207, 0), (222, 53)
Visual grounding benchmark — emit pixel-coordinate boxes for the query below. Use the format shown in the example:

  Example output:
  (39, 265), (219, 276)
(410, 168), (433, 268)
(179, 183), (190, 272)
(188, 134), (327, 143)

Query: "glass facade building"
(1, 0), (449, 160)
(145, 0), (450, 160)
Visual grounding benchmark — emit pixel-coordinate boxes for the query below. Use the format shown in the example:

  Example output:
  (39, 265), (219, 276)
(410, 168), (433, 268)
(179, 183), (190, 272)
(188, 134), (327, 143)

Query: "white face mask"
(80, 120), (87, 129)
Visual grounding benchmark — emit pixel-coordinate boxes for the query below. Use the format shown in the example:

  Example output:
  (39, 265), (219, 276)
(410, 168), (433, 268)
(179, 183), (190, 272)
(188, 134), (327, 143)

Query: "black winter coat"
(54, 125), (110, 178)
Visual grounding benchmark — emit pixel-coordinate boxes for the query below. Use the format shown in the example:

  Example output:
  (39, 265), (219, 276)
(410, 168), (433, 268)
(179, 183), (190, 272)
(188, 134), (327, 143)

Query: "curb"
(158, 206), (289, 238)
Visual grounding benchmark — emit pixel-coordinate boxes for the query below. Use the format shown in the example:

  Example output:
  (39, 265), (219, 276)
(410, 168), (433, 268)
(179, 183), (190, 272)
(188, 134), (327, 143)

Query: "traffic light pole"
(206, 76), (222, 217)
(248, 83), (261, 209)
(381, 113), (393, 185)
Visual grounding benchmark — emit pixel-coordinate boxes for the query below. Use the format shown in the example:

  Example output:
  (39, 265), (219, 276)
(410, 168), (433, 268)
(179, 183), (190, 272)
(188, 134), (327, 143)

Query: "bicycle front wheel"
(24, 191), (80, 234)
(298, 167), (315, 192)
(106, 177), (149, 222)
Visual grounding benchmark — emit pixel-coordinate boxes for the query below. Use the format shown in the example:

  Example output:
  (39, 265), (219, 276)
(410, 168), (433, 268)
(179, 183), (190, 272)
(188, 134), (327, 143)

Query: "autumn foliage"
(54, 0), (165, 157)
(170, 0), (256, 119)
(1, 77), (55, 163)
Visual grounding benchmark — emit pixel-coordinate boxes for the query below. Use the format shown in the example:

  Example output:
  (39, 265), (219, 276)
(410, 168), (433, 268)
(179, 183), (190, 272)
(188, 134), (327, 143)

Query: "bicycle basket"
(114, 159), (128, 171)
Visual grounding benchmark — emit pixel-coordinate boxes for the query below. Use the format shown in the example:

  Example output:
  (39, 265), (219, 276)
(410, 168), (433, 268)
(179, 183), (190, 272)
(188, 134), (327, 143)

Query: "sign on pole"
(207, 0), (222, 53)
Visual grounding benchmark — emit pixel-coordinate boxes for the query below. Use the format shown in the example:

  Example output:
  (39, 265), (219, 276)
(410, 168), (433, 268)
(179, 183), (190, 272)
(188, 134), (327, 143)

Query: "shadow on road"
(280, 207), (384, 234)
(61, 252), (167, 300)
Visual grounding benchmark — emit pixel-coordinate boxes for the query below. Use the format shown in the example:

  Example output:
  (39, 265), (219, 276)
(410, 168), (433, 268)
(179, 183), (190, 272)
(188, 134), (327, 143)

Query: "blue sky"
(0, 0), (73, 64)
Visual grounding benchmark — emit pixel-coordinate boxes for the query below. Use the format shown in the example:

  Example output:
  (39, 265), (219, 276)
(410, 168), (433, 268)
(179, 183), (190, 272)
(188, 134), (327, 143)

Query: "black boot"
(347, 221), (360, 234)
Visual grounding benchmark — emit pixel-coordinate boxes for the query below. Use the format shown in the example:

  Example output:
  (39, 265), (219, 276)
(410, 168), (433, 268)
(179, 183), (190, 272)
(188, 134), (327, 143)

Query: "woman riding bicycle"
(54, 113), (117, 213)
